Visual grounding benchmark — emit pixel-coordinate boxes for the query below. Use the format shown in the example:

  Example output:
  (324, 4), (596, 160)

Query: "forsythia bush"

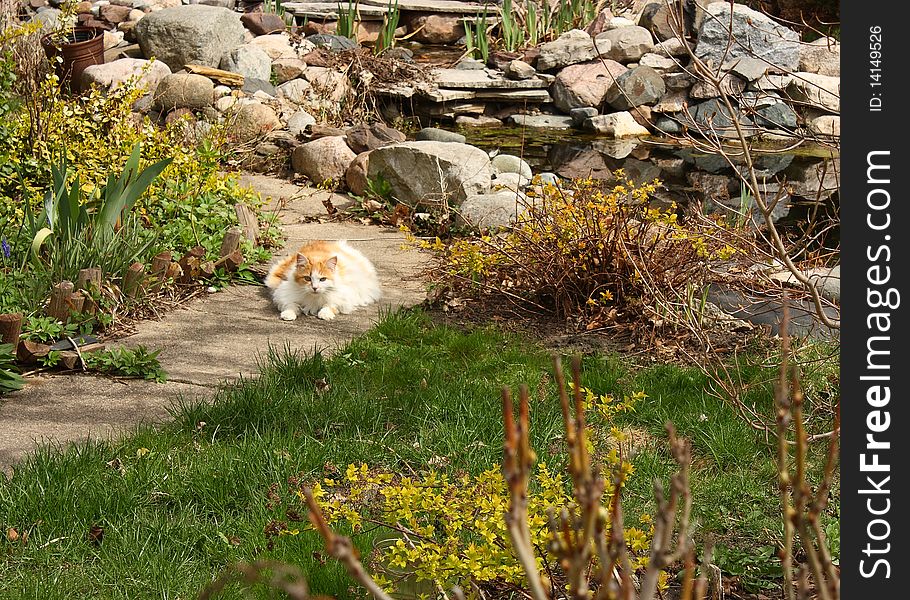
(270, 387), (667, 597)
(414, 176), (736, 324)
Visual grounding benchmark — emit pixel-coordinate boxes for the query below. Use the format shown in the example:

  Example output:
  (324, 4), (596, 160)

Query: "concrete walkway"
(0, 176), (429, 474)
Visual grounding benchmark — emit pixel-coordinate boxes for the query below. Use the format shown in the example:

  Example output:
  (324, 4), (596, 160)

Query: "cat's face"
(294, 253), (337, 294)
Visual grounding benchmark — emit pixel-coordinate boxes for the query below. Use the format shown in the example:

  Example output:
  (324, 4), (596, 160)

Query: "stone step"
(432, 68), (550, 90)
(282, 2), (390, 20)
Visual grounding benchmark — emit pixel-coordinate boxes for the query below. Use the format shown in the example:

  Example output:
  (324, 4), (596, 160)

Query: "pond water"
(461, 126), (840, 245)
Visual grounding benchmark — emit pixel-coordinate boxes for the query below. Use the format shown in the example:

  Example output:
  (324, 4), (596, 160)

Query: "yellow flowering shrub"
(420, 175), (737, 325)
(269, 387), (665, 597)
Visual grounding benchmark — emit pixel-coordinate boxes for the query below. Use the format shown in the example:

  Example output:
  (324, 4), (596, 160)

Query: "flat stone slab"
(432, 68), (550, 89)
(422, 87), (551, 102)
(360, 0), (498, 14)
(283, 2), (389, 20)
(0, 177), (429, 475)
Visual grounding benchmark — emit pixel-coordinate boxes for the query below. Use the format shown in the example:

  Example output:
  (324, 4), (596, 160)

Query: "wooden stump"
(235, 203), (260, 243)
(48, 281), (75, 322)
(16, 340), (50, 364)
(150, 251), (173, 291)
(219, 227), (242, 258)
(76, 268), (102, 292)
(214, 249), (244, 273)
(123, 262), (145, 298)
(0, 313), (23, 346)
(178, 246), (206, 283)
(69, 292), (86, 315)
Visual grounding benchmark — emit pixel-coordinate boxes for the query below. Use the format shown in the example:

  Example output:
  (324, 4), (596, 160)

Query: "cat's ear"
(296, 253), (309, 269)
(325, 256), (338, 271)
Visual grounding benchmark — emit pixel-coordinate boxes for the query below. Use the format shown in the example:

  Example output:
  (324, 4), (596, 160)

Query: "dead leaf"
(87, 525), (104, 547)
(314, 378), (330, 394)
(7, 528), (18, 542)
(322, 197), (337, 215)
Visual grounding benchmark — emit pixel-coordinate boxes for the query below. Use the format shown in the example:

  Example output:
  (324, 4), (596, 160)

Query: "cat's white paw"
(317, 306), (337, 321)
(280, 309), (298, 321)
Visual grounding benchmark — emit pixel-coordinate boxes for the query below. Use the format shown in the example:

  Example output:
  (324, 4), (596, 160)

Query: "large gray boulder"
(551, 59), (628, 113)
(136, 5), (246, 71)
(695, 3), (799, 71)
(81, 58), (171, 93)
(367, 141), (493, 208)
(220, 45), (272, 81)
(604, 65), (665, 110)
(799, 37), (840, 77)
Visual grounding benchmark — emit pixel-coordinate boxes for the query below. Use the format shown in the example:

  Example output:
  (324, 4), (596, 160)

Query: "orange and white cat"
(265, 240), (381, 321)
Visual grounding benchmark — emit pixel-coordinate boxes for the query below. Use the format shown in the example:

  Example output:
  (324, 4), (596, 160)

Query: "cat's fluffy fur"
(265, 240), (381, 321)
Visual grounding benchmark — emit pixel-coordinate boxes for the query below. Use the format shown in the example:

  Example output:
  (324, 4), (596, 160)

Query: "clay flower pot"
(41, 26), (105, 94)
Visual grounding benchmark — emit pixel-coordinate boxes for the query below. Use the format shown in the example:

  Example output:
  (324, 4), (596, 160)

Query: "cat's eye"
(319, 277), (327, 282)
(303, 276), (311, 281)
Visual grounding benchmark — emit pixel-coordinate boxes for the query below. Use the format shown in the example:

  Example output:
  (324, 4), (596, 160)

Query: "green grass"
(0, 310), (837, 598)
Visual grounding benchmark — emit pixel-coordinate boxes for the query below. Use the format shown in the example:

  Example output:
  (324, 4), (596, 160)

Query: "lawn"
(0, 310), (836, 598)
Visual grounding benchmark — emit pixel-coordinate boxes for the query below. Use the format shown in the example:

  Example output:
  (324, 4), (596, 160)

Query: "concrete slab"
(0, 177), (430, 475)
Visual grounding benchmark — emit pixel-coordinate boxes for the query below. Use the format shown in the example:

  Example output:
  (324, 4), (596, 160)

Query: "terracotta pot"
(41, 27), (105, 93)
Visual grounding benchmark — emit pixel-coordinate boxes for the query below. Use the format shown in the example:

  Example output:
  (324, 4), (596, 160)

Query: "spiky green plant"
(375, 0), (400, 54)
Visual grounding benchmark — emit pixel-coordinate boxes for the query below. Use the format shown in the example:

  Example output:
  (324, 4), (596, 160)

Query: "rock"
(638, 52), (677, 73)
(307, 70), (350, 103)
(510, 114), (574, 129)
(505, 60), (536, 80)
(455, 58), (486, 70)
(199, 0), (236, 8)
(655, 36), (688, 57)
(345, 122), (406, 154)
(240, 11), (286, 36)
(248, 34), (297, 60)
(415, 128), (466, 144)
(128, 8), (144, 21)
(785, 159), (839, 200)
(271, 58), (307, 84)
(212, 85), (231, 99)
(305, 34), (358, 52)
(584, 8), (614, 37)
(213, 95), (239, 112)
(220, 44), (271, 81)
(687, 171), (732, 203)
(654, 115), (682, 134)
(455, 115), (502, 127)
(81, 57), (170, 93)
(799, 37), (840, 77)
(553, 149), (612, 180)
(652, 89), (688, 113)
(242, 78), (276, 97)
(787, 73), (839, 113)
(292, 136), (356, 184)
(605, 17), (636, 30)
(638, 1), (688, 41)
(727, 57), (769, 82)
(277, 78), (312, 104)
(405, 12), (465, 44)
(367, 141), (493, 208)
(456, 191), (529, 231)
(232, 102), (281, 140)
(100, 4), (132, 24)
(570, 106), (599, 126)
(537, 172), (560, 185)
(287, 110), (316, 136)
(537, 29), (610, 71)
(75, 2), (93, 14)
(664, 71), (694, 90)
(153, 73), (214, 110)
(491, 154), (532, 180)
(584, 112), (650, 137)
(30, 8), (61, 31)
(695, 2), (799, 71)
(689, 98), (754, 138)
(492, 172), (528, 190)
(135, 5), (245, 71)
(103, 30), (125, 50)
(595, 26), (654, 63)
(551, 59), (627, 113)
(604, 65), (665, 109)
(808, 115), (840, 137)
(689, 72), (745, 99)
(749, 74), (792, 92)
(754, 102), (797, 131)
(345, 151), (372, 196)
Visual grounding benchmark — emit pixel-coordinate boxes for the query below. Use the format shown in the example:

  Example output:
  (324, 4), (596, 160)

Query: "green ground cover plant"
(0, 24), (265, 331)
(0, 310), (838, 598)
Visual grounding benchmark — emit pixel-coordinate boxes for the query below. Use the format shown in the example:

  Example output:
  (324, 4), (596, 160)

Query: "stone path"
(0, 176), (429, 474)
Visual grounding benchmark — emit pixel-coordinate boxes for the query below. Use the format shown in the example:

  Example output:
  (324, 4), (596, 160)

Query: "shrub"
(420, 176), (735, 325)
(268, 384), (662, 596)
